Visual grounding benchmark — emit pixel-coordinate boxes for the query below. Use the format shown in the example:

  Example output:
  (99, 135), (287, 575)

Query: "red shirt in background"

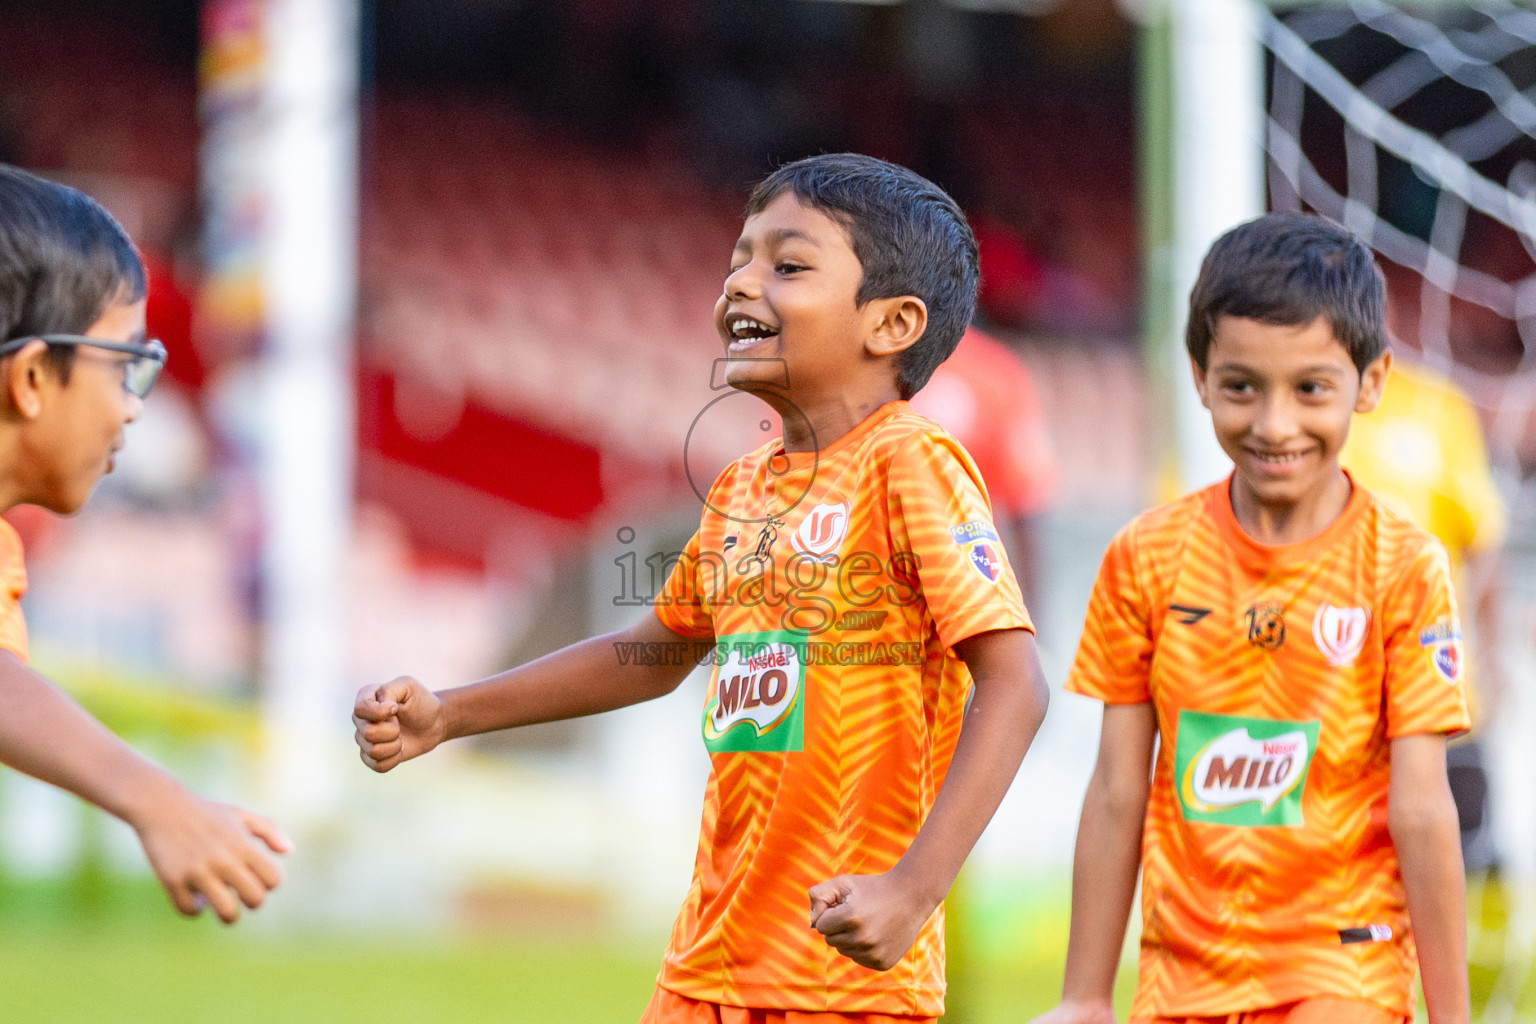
(910, 327), (1057, 520)
(141, 250), (206, 393)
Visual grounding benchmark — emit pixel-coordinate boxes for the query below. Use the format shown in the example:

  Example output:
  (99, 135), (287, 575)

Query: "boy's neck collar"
(777, 390), (907, 453)
(774, 399), (908, 464)
(1215, 467), (1366, 564)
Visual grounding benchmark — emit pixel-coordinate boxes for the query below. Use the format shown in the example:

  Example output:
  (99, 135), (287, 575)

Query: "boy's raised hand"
(131, 783), (290, 925)
(353, 676), (447, 772)
(808, 871), (934, 972)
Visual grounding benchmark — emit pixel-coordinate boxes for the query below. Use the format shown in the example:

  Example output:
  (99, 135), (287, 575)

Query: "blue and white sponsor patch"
(967, 540), (1003, 584)
(950, 519), (1000, 545)
(1431, 641), (1463, 684)
(1419, 618), (1463, 685)
(951, 520), (1003, 584)
(1418, 620), (1462, 647)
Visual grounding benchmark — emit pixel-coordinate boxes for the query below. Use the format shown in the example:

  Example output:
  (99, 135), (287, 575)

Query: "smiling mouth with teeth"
(727, 315), (781, 349)
(1248, 449), (1310, 464)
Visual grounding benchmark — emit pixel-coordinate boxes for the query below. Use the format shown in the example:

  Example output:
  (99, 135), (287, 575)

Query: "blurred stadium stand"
(0, 0), (1156, 936)
(0, 0), (1149, 574)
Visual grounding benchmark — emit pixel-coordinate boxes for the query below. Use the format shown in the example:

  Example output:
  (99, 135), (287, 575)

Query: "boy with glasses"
(0, 334), (168, 400)
(0, 163), (289, 922)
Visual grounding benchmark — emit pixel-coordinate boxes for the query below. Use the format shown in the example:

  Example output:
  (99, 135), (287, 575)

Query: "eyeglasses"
(0, 335), (167, 398)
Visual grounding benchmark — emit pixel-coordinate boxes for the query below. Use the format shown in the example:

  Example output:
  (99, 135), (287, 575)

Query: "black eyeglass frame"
(0, 334), (167, 398)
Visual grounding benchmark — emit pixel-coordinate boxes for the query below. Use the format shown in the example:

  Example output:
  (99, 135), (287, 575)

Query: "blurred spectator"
(142, 247), (206, 394)
(973, 214), (1128, 335)
(972, 215), (1048, 329)
(1341, 359), (1508, 871)
(910, 326), (1057, 608)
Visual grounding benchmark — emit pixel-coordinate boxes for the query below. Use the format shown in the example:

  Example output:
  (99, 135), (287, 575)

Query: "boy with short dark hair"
(1032, 211), (1469, 1024)
(354, 152), (1051, 1022)
(0, 163), (289, 923)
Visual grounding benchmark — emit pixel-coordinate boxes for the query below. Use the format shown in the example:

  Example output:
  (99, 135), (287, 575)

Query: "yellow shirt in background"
(1341, 361), (1507, 573)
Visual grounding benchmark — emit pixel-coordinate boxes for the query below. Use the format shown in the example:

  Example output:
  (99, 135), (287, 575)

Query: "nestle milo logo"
(702, 630), (807, 753)
(1174, 709), (1320, 827)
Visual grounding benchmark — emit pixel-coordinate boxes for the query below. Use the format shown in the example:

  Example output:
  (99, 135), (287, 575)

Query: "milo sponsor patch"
(702, 630), (808, 753)
(1174, 709), (1320, 827)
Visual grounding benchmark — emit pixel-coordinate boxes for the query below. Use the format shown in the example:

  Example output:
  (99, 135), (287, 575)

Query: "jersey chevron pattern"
(1067, 477), (1468, 1021)
(653, 401), (1032, 1016)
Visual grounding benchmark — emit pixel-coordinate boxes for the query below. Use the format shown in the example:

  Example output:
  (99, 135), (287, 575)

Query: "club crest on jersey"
(791, 501), (849, 563)
(951, 520), (1003, 584)
(1312, 603), (1370, 667)
(702, 631), (808, 753)
(1419, 618), (1463, 685)
(1244, 604), (1286, 650)
(1174, 710), (1320, 827)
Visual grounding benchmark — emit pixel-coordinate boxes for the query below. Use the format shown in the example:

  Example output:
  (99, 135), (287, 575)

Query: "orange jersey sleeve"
(654, 525), (718, 640)
(1067, 524), (1154, 704)
(885, 431), (1033, 650)
(1380, 538), (1470, 739)
(0, 518), (29, 663)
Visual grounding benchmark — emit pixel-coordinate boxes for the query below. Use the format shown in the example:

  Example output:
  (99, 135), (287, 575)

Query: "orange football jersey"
(0, 517), (29, 662)
(653, 401), (1033, 1016)
(1067, 476), (1468, 1021)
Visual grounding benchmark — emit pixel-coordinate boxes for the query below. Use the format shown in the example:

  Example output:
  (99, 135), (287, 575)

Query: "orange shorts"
(638, 986), (937, 1024)
(1143, 996), (1409, 1024)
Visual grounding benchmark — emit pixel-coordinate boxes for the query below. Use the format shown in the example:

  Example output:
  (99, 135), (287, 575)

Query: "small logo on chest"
(1170, 604), (1211, 625)
(790, 501), (849, 563)
(1244, 604), (1286, 650)
(1313, 604), (1371, 666)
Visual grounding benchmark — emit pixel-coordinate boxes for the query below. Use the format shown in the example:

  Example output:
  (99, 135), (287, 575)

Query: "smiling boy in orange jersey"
(0, 165), (290, 923)
(353, 153), (1051, 1023)
(1030, 213), (1469, 1024)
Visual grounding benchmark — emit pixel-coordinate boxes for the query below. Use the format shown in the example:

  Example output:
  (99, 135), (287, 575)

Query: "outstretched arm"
(353, 611), (706, 771)
(807, 626), (1049, 970)
(0, 652), (289, 923)
(1391, 733), (1470, 1024)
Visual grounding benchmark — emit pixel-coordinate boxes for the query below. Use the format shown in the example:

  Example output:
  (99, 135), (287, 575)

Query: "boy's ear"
(864, 296), (928, 358)
(3, 340), (52, 420)
(1354, 350), (1392, 414)
(1189, 355), (1213, 409)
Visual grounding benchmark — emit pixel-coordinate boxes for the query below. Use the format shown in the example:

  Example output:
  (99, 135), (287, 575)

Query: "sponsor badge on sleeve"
(1174, 709), (1321, 827)
(951, 519), (1003, 585)
(702, 630), (808, 753)
(1419, 619), (1463, 685)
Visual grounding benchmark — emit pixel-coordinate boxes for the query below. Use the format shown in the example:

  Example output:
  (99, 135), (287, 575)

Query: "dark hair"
(744, 153), (978, 399)
(1186, 211), (1387, 374)
(0, 164), (147, 382)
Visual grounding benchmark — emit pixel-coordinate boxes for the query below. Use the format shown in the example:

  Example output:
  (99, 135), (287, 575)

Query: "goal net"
(1259, 4), (1536, 1020)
